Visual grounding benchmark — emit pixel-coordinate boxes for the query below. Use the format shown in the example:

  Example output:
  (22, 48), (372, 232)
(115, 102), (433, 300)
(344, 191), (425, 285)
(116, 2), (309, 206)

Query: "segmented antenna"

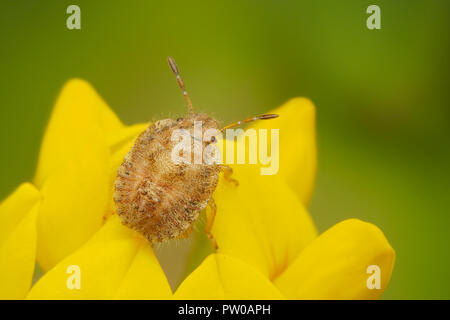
(167, 57), (194, 113)
(221, 114), (279, 131)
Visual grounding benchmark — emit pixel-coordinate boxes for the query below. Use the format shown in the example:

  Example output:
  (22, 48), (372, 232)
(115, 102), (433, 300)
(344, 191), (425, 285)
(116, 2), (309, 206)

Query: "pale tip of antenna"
(259, 114), (279, 120)
(167, 56), (179, 74)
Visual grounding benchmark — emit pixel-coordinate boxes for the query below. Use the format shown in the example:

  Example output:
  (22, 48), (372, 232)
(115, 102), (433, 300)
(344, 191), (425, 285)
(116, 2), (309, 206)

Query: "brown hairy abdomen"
(114, 116), (220, 244)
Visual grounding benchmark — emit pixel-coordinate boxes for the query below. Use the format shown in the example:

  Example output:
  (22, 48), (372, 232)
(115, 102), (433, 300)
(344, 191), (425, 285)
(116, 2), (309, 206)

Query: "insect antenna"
(167, 56), (194, 113)
(220, 114), (279, 131)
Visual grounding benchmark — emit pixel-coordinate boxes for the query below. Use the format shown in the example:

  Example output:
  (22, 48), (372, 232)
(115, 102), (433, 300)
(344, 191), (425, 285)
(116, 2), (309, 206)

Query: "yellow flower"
(0, 79), (395, 300)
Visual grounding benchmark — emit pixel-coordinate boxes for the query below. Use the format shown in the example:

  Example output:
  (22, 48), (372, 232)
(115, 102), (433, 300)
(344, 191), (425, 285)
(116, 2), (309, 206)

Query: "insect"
(114, 57), (278, 249)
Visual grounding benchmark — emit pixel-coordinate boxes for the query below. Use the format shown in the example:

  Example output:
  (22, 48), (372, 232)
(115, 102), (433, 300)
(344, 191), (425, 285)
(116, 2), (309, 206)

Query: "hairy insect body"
(114, 57), (277, 248)
(114, 113), (221, 244)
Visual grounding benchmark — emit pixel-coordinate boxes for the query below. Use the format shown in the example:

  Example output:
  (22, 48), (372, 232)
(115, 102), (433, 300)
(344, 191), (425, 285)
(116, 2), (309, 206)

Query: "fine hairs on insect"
(114, 57), (278, 249)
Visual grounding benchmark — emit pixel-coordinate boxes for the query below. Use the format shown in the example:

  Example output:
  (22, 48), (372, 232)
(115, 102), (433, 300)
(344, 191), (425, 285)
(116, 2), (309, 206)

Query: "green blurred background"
(1, 0), (449, 299)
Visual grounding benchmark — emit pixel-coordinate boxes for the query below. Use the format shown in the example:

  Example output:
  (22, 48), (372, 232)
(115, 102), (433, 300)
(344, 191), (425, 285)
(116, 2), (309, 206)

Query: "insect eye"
(210, 136), (216, 143)
(177, 117), (183, 122)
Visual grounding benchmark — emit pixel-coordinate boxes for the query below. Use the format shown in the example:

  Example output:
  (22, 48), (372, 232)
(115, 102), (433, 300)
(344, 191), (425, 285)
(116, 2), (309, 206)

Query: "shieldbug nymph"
(114, 57), (278, 249)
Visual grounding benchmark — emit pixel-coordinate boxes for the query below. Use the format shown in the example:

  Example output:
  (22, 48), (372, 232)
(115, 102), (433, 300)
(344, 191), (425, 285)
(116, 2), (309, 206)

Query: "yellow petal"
(247, 97), (317, 205)
(107, 122), (149, 154)
(36, 137), (110, 271)
(34, 79), (121, 271)
(114, 244), (172, 299)
(174, 253), (283, 299)
(0, 183), (41, 299)
(35, 79), (123, 187)
(27, 215), (171, 300)
(274, 219), (395, 300)
(212, 165), (317, 281)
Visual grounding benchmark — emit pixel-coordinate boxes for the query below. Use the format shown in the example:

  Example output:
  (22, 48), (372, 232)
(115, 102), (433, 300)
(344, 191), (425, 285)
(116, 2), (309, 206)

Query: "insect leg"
(205, 198), (219, 250)
(221, 165), (239, 186)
